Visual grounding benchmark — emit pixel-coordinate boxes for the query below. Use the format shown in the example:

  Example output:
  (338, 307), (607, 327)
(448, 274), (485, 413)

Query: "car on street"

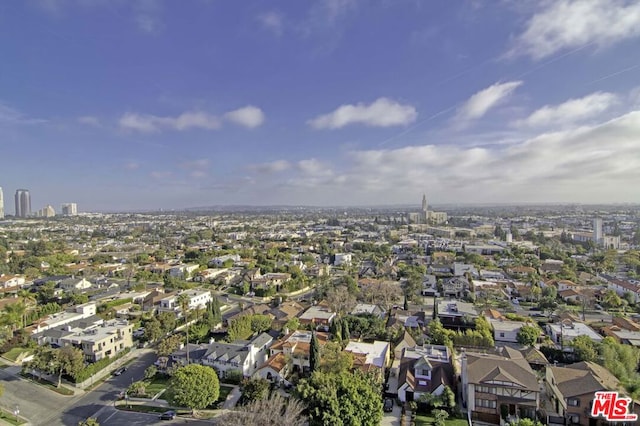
(113, 366), (127, 376)
(383, 398), (394, 413)
(160, 410), (176, 420)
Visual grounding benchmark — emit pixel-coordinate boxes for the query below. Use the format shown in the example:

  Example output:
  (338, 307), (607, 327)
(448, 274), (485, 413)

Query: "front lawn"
(2, 347), (32, 363)
(415, 414), (468, 426)
(218, 385), (233, 402)
(145, 376), (170, 396)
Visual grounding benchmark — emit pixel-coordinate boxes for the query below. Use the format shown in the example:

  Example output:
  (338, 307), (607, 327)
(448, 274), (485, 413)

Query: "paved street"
(40, 350), (157, 426)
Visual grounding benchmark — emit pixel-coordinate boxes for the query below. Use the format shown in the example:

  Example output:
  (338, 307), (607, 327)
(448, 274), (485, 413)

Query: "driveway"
(380, 401), (402, 426)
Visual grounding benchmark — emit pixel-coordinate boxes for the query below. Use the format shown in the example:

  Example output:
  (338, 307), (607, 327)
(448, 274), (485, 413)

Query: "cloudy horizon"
(1, 0), (639, 212)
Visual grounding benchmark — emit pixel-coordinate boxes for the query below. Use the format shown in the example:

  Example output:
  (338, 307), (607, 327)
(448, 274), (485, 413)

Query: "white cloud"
(224, 106), (265, 128)
(78, 115), (101, 127)
(248, 111), (640, 204)
(258, 11), (284, 36)
(150, 171), (172, 180)
(119, 111), (222, 133)
(514, 92), (619, 128)
(297, 159), (332, 176)
(249, 160), (291, 174)
(511, 0), (640, 60)
(455, 81), (522, 123)
(0, 102), (47, 125)
(308, 97), (417, 129)
(180, 159), (210, 169)
(134, 0), (164, 34)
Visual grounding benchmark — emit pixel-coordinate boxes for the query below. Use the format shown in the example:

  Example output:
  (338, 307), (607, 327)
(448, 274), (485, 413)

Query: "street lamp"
(13, 405), (19, 423)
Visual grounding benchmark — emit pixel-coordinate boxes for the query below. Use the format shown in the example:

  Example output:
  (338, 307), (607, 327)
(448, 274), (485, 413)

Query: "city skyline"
(1, 1), (640, 211)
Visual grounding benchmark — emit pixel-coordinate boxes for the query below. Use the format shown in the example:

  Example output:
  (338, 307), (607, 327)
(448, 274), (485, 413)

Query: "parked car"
(160, 410), (176, 420)
(113, 366), (127, 376)
(383, 398), (394, 413)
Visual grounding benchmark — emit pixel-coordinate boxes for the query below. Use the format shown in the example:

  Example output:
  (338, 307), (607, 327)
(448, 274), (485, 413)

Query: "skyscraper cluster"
(0, 187), (78, 219)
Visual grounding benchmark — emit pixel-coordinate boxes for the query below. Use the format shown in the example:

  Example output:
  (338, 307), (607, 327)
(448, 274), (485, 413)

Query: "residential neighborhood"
(0, 203), (639, 425)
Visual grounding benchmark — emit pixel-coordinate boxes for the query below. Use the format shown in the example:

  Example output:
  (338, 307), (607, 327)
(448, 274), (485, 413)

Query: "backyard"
(415, 414), (468, 426)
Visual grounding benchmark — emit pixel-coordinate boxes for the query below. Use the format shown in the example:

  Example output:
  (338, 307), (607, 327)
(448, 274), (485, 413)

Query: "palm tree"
(177, 293), (191, 364)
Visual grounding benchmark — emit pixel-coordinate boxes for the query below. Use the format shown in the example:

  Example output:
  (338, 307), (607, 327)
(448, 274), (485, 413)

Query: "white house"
(546, 320), (602, 348)
(168, 264), (200, 280)
(489, 318), (528, 343)
(158, 289), (213, 314)
(209, 255), (241, 268)
(334, 253), (352, 266)
(0, 274), (26, 288)
(59, 277), (92, 291)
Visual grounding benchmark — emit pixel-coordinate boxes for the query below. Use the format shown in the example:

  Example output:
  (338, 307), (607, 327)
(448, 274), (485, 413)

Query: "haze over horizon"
(2, 0), (639, 212)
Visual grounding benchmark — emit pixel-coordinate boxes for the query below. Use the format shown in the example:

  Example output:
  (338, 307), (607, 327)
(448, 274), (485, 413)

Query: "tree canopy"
(166, 364), (220, 412)
(297, 370), (383, 426)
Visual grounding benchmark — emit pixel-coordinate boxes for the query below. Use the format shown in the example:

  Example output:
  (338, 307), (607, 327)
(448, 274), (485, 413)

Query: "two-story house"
(396, 344), (454, 403)
(158, 289), (212, 315)
(268, 330), (329, 374)
(546, 361), (637, 426)
(461, 347), (540, 425)
(171, 332), (273, 378)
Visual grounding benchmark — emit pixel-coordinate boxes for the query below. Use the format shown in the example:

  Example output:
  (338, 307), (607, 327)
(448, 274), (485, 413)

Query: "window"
(420, 369), (430, 376)
(499, 332), (505, 338)
(477, 386), (495, 394)
(475, 399), (497, 409)
(567, 398), (580, 407)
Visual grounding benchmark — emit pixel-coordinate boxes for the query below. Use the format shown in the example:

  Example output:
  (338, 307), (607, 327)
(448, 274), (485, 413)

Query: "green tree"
(427, 319), (452, 346)
(571, 335), (599, 362)
(250, 315), (272, 334)
(166, 364), (220, 414)
(433, 409), (449, 426)
(309, 331), (320, 373)
(128, 380), (147, 397)
(297, 370), (383, 426)
(319, 341), (354, 374)
(177, 293), (191, 363)
(241, 377), (270, 404)
(516, 325), (540, 347)
(144, 365), (157, 380)
(143, 318), (163, 342)
(341, 319), (350, 342)
(507, 419), (543, 426)
(157, 312), (178, 334)
(55, 346), (85, 387)
(440, 386), (456, 412)
(157, 334), (184, 357)
(78, 418), (100, 426)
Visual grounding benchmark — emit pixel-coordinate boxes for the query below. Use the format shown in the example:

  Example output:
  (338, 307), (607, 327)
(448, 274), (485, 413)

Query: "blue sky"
(1, 0), (639, 212)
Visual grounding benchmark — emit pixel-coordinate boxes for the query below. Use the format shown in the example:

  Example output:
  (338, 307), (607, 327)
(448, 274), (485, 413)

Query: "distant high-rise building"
(14, 189), (31, 218)
(0, 186), (4, 219)
(61, 203), (78, 216)
(36, 205), (56, 218)
(422, 194), (428, 213)
(593, 218), (603, 243)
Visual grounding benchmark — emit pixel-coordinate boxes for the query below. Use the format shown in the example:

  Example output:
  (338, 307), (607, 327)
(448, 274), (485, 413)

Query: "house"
(344, 340), (390, 376)
(0, 274), (26, 288)
(436, 300), (477, 327)
(507, 266), (537, 278)
(606, 278), (640, 304)
(33, 302), (98, 333)
(34, 317), (133, 362)
(271, 301), (306, 329)
(268, 330), (329, 374)
(453, 263), (478, 277)
(461, 347), (540, 425)
(546, 320), (602, 348)
(600, 325), (640, 346)
(442, 277), (469, 298)
(58, 277), (92, 292)
(171, 333), (273, 378)
(209, 254), (241, 267)
(558, 288), (583, 303)
(333, 253), (352, 266)
(350, 303), (385, 318)
(299, 304), (336, 331)
(158, 289), (213, 315)
(489, 318), (529, 343)
(168, 264), (200, 280)
(546, 361), (633, 426)
(396, 344), (454, 403)
(539, 259), (564, 275)
(253, 352), (290, 385)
